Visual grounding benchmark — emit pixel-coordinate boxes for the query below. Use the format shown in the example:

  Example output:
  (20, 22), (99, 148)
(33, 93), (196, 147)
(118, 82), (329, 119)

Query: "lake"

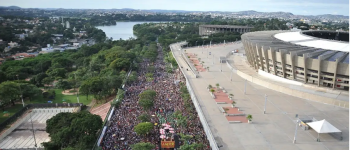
(96, 21), (162, 40)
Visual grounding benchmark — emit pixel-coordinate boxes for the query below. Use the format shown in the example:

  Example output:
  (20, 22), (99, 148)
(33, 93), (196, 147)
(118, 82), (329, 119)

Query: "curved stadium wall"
(241, 30), (349, 90)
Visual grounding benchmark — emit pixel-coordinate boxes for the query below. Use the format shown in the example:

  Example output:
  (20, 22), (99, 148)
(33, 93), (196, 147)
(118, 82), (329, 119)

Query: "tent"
(307, 119), (342, 141)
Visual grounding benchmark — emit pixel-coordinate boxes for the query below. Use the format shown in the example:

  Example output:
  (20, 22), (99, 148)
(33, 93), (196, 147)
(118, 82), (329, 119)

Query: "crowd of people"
(101, 46), (210, 150)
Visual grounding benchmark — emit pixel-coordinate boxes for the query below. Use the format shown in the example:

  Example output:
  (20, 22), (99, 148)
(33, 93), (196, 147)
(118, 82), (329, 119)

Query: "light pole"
(230, 69), (233, 81)
(264, 94), (267, 114)
(212, 54), (214, 64)
(220, 60), (222, 72)
(196, 41), (198, 48)
(244, 79), (246, 94)
(74, 73), (80, 103)
(30, 111), (38, 150)
(210, 40), (212, 48)
(16, 75), (25, 107)
(293, 119), (300, 144)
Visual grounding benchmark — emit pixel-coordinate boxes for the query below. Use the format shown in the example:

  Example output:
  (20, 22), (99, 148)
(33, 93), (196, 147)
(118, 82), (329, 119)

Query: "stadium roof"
(199, 25), (253, 28)
(274, 32), (349, 52)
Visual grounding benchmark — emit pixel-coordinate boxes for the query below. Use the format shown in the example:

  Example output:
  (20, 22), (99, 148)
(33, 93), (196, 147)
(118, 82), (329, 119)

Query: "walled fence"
(179, 42), (199, 78)
(170, 42), (219, 150)
(225, 52), (349, 109)
(0, 103), (83, 141)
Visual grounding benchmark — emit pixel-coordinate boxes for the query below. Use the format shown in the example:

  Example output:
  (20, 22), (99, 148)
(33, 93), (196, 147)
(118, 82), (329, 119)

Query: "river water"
(96, 21), (162, 40)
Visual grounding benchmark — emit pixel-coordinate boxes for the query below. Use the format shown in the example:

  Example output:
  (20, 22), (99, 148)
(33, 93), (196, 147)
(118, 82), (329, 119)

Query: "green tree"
(131, 142), (155, 150)
(42, 111), (102, 150)
(79, 77), (104, 101)
(247, 114), (253, 121)
(109, 58), (131, 71)
(138, 113), (151, 122)
(46, 68), (67, 79)
(0, 81), (20, 109)
(30, 73), (49, 86)
(138, 90), (156, 101)
(42, 77), (54, 89)
(134, 122), (153, 136)
(55, 80), (72, 91)
(138, 99), (154, 110)
(20, 83), (42, 101)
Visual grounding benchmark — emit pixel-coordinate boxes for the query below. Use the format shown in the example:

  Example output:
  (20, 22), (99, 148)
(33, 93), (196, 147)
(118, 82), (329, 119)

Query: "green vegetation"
(247, 114), (253, 121)
(42, 111), (103, 149)
(138, 113), (151, 122)
(37, 89), (92, 105)
(134, 122), (154, 136)
(138, 90), (156, 110)
(0, 104), (23, 123)
(130, 142), (155, 150)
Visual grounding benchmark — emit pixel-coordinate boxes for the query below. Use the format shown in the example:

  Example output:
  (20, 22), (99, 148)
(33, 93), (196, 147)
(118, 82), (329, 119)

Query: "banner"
(161, 141), (175, 148)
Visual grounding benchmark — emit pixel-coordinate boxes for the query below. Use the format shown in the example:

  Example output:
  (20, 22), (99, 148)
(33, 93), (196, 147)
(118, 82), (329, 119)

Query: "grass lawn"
(0, 89), (93, 123)
(0, 89), (94, 124)
(29, 89), (93, 105)
(0, 104), (24, 123)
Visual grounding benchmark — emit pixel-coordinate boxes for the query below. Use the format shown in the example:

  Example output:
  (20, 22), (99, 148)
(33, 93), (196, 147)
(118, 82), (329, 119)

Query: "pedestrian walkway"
(172, 42), (349, 150)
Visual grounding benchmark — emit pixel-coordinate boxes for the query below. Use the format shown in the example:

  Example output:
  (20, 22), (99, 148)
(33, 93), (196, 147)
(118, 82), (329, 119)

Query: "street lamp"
(212, 54), (214, 64)
(244, 79), (247, 94)
(29, 111), (38, 150)
(293, 119), (300, 144)
(263, 94), (267, 114)
(220, 59), (222, 72)
(16, 75), (25, 107)
(74, 73), (80, 103)
(196, 41), (198, 47)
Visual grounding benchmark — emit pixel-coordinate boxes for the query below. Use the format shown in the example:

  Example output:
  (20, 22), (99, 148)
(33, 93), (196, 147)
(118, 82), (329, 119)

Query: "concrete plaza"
(171, 42), (349, 150)
(0, 108), (76, 149)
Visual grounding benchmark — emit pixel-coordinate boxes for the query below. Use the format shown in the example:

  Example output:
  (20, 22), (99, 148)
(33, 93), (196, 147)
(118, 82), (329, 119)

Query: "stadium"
(241, 30), (349, 90)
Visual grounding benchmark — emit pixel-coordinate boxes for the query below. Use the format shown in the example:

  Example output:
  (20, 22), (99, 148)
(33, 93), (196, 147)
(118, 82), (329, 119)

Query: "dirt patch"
(61, 89), (78, 95)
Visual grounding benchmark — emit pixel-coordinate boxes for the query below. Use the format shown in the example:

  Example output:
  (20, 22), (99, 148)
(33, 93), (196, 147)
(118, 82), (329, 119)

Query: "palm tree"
(224, 108), (229, 113)
(231, 101), (236, 107)
(210, 89), (215, 93)
(201, 61), (204, 66)
(206, 66), (209, 71)
(216, 83), (220, 91)
(198, 58), (201, 62)
(229, 93), (234, 99)
(208, 84), (212, 89)
(247, 114), (253, 123)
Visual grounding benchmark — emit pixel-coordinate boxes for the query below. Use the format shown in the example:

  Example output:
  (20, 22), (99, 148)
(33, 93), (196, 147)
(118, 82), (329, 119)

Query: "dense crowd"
(101, 46), (210, 150)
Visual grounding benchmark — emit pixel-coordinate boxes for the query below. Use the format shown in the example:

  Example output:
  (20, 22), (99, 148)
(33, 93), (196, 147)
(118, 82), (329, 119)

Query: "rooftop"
(199, 25), (253, 29)
(274, 31), (349, 52)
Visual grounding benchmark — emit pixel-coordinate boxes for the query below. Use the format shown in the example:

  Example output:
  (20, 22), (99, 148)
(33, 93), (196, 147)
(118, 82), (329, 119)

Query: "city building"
(199, 25), (253, 36)
(242, 30), (349, 90)
(66, 21), (70, 29)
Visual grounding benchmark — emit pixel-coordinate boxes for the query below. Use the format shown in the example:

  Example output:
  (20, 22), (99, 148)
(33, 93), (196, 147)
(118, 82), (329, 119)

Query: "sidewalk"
(172, 43), (349, 150)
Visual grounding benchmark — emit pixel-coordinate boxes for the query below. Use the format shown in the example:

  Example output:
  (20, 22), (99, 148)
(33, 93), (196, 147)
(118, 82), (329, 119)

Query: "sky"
(1, 0), (349, 16)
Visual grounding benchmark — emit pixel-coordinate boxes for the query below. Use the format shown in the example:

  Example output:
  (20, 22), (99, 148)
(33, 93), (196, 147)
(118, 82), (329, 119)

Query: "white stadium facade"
(241, 30), (349, 90)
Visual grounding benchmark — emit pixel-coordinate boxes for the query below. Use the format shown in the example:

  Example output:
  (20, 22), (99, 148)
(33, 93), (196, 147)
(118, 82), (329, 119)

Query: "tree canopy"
(42, 111), (102, 150)
(134, 122), (153, 136)
(130, 142), (155, 150)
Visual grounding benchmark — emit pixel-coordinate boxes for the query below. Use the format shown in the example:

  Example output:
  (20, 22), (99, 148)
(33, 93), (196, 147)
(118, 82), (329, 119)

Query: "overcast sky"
(1, 0), (349, 16)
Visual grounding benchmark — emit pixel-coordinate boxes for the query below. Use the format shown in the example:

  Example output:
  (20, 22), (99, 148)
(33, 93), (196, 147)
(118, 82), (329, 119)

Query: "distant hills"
(0, 6), (21, 9)
(0, 6), (348, 20)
